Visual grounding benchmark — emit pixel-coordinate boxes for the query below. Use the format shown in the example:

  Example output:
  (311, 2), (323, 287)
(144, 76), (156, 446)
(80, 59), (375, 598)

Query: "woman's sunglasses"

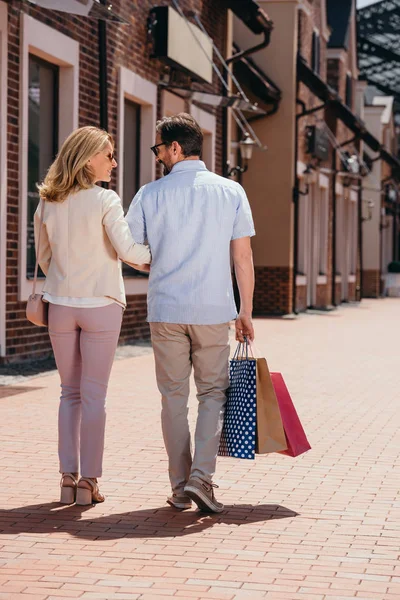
(150, 142), (166, 157)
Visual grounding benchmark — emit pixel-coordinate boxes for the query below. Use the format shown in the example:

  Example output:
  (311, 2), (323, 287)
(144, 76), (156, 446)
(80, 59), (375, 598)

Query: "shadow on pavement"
(0, 501), (298, 539)
(0, 385), (45, 399)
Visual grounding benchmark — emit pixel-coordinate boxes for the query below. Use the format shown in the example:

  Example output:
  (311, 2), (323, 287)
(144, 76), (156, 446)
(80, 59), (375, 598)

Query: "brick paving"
(0, 298), (399, 600)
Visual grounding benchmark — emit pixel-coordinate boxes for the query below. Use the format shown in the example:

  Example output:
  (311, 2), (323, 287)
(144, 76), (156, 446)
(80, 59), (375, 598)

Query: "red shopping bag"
(271, 373), (311, 457)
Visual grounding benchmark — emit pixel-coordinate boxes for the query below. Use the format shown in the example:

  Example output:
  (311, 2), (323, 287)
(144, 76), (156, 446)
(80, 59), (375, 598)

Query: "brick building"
(1, 0), (399, 363)
(0, 0), (273, 362)
(232, 0), (400, 315)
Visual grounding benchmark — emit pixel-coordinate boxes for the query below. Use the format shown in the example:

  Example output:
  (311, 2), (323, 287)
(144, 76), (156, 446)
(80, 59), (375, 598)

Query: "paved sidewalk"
(0, 299), (399, 600)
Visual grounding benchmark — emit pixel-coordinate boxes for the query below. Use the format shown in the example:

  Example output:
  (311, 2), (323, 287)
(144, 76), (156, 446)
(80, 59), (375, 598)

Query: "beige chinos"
(150, 322), (230, 494)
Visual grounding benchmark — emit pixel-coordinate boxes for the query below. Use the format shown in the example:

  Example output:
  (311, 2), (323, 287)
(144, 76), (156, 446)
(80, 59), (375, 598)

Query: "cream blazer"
(34, 185), (151, 307)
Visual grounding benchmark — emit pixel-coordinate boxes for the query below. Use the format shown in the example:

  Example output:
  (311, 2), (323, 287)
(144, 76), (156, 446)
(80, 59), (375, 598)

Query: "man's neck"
(176, 156), (201, 163)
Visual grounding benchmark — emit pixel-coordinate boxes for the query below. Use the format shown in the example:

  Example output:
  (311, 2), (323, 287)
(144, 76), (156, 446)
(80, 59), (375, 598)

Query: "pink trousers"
(48, 303), (123, 478)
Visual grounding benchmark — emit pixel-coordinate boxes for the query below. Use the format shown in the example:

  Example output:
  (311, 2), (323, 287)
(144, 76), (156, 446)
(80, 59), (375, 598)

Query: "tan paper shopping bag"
(255, 357), (288, 454)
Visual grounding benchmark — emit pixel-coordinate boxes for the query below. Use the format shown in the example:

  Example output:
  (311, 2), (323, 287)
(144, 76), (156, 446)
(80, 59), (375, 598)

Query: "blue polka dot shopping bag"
(219, 340), (288, 459)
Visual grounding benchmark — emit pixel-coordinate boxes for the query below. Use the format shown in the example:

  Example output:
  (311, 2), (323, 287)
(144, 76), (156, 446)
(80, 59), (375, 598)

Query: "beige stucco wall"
(233, 1), (298, 267)
(363, 106), (384, 270)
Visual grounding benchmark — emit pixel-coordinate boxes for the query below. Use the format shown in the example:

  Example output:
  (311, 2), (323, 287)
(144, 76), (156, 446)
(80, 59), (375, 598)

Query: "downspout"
(293, 97), (327, 314)
(292, 98), (304, 315)
(226, 10), (272, 65)
(331, 146), (337, 306)
(98, 3), (108, 132)
(357, 180), (363, 301)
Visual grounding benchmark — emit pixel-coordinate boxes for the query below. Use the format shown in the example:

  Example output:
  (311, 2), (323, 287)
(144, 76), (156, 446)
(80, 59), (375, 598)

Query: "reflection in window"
(27, 55), (58, 278)
(123, 98), (144, 277)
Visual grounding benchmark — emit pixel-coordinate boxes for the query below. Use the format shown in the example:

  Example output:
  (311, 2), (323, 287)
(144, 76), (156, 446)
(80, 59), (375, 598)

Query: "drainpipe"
(331, 147), (337, 306)
(226, 9), (272, 65)
(293, 98), (326, 314)
(357, 180), (363, 301)
(98, 2), (108, 132)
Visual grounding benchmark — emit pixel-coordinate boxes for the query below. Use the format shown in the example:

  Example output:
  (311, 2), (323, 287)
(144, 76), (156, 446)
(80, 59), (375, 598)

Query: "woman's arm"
(102, 191), (151, 265)
(34, 201), (52, 275)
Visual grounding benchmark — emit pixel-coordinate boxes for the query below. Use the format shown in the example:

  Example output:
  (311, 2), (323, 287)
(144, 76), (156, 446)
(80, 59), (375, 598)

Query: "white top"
(43, 293), (123, 309)
(34, 186), (151, 307)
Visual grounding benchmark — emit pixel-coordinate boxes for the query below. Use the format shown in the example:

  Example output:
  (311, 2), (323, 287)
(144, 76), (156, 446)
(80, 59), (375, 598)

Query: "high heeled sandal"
(76, 477), (105, 505)
(60, 473), (78, 504)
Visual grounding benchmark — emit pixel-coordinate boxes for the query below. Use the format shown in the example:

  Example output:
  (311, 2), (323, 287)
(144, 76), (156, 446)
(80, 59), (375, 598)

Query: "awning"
(233, 44), (281, 109)
(381, 148), (400, 180)
(297, 56), (381, 153)
(226, 0), (273, 36)
(26, 0), (129, 23)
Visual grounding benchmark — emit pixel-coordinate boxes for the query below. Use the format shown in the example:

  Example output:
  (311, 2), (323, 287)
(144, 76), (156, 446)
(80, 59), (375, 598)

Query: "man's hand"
(124, 263), (151, 273)
(235, 312), (254, 342)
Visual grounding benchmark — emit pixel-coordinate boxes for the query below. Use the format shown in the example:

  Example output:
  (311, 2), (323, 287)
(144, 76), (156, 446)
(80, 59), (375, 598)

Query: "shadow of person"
(0, 501), (298, 540)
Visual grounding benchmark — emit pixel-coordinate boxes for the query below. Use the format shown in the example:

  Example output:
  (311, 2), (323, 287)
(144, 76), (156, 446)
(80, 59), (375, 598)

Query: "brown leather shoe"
(76, 477), (105, 505)
(184, 478), (224, 513)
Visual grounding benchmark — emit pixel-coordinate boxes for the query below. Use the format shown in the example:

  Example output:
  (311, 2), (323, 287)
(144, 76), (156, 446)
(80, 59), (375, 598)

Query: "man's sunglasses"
(150, 142), (166, 157)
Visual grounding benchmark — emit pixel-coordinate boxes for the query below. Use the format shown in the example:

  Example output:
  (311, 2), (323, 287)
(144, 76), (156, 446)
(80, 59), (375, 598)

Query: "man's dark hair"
(156, 113), (203, 157)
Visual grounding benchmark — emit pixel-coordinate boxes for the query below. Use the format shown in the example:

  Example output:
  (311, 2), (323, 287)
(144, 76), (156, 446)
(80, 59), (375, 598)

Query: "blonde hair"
(38, 126), (114, 203)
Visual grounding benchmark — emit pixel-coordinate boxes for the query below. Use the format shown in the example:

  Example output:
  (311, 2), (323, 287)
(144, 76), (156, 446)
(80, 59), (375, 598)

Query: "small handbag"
(26, 200), (49, 327)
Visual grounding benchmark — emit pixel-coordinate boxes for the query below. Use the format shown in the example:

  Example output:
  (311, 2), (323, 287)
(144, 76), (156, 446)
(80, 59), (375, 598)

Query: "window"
(345, 73), (352, 108)
(312, 31), (321, 74)
(117, 67), (157, 294)
(319, 186), (329, 275)
(122, 99), (141, 277)
(123, 99), (141, 212)
(19, 14), (79, 302)
(349, 195), (357, 275)
(27, 55), (59, 278)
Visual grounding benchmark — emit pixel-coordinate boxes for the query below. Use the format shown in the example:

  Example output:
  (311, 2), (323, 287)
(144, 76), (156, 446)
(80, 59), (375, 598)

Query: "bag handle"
(233, 337), (250, 360)
(32, 199), (45, 298)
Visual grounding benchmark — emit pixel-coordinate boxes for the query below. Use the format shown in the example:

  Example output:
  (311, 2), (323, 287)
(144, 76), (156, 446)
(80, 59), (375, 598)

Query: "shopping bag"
(218, 347), (257, 459)
(256, 357), (288, 454)
(218, 341), (288, 459)
(271, 372), (311, 457)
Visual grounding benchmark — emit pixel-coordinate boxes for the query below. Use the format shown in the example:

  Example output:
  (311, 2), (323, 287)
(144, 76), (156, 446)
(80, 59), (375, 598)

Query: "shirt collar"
(170, 160), (208, 174)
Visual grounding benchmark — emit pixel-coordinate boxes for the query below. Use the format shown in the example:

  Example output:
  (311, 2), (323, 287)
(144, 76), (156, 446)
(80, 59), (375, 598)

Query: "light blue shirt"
(126, 160), (255, 325)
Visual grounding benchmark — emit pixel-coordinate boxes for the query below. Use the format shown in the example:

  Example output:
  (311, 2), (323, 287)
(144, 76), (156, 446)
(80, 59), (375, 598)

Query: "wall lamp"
(298, 163), (314, 196)
(362, 199), (374, 222)
(227, 133), (257, 177)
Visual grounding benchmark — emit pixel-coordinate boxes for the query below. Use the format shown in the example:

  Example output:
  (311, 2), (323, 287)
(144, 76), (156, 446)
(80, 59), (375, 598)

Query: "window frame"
(19, 13), (79, 302)
(26, 53), (59, 280)
(117, 66), (157, 295)
(311, 30), (321, 75)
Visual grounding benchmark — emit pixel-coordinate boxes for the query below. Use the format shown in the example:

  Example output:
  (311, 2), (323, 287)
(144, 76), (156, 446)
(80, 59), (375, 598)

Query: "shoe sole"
(166, 499), (192, 510)
(184, 485), (224, 513)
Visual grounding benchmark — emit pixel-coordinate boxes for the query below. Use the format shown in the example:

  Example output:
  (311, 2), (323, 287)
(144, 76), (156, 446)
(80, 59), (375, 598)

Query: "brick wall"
(296, 285), (307, 313)
(253, 267), (293, 316)
(316, 283), (329, 308)
(3, 0), (227, 362)
(362, 269), (381, 298)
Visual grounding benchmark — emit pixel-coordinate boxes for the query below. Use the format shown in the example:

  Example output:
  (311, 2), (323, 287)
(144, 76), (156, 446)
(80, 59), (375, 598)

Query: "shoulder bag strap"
(32, 199), (45, 297)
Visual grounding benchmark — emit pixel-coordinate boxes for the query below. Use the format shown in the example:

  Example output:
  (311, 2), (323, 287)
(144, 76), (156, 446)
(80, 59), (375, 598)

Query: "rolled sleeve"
(126, 186), (147, 244)
(102, 189), (151, 265)
(231, 184), (256, 240)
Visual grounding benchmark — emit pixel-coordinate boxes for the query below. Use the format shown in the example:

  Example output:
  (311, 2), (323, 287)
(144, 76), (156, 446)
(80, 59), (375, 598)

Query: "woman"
(34, 126), (151, 506)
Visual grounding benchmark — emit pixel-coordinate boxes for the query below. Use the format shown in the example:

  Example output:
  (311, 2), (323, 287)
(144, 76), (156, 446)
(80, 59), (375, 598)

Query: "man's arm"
(231, 236), (255, 342)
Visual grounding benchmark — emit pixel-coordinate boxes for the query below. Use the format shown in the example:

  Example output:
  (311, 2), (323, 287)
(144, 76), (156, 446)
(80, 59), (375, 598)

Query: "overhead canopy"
(26, 0), (129, 23)
(357, 0), (400, 101)
(297, 56), (381, 153)
(233, 44), (281, 109)
(226, 0), (273, 37)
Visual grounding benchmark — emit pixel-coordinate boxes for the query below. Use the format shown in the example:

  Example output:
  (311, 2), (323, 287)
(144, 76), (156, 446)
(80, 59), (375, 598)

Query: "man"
(126, 113), (255, 513)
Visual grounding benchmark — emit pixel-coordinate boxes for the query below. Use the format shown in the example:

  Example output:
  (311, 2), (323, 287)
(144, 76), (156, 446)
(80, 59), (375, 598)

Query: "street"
(0, 298), (399, 600)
